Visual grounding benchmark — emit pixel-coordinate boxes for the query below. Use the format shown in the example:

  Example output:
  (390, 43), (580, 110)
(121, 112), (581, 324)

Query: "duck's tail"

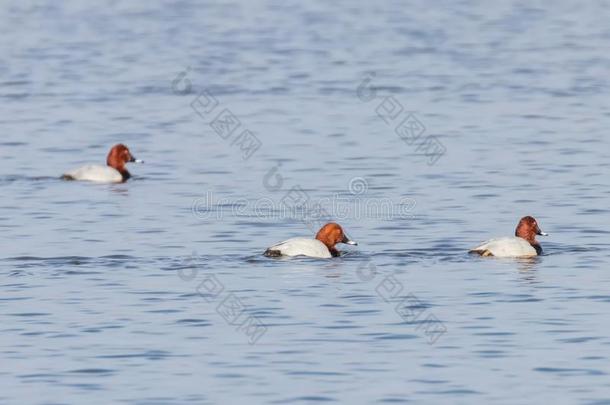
(468, 249), (494, 257)
(263, 249), (282, 257)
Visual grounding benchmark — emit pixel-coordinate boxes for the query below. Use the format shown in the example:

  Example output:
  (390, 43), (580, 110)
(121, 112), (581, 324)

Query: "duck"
(61, 144), (143, 183)
(264, 222), (357, 258)
(469, 216), (548, 257)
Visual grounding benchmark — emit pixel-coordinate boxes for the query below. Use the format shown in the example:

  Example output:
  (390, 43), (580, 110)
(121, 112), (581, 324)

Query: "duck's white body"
(63, 165), (124, 183)
(470, 237), (538, 257)
(265, 238), (332, 258)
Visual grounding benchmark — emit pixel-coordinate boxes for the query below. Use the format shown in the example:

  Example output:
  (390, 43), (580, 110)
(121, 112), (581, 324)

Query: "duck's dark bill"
(342, 235), (358, 245)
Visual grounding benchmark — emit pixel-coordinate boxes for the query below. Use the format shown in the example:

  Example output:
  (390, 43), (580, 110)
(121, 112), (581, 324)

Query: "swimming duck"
(469, 216), (548, 257)
(62, 144), (143, 183)
(264, 222), (357, 258)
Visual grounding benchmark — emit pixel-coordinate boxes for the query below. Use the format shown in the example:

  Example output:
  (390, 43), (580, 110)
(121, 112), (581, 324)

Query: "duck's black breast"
(120, 169), (131, 182)
(329, 247), (340, 257)
(532, 242), (542, 255)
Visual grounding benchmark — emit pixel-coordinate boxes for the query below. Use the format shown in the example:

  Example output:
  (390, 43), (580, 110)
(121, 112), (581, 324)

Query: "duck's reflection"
(109, 184), (130, 196)
(515, 256), (540, 282)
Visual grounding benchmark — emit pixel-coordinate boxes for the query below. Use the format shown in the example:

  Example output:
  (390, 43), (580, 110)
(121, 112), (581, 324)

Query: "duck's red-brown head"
(515, 216), (548, 244)
(106, 144), (142, 180)
(315, 222), (357, 257)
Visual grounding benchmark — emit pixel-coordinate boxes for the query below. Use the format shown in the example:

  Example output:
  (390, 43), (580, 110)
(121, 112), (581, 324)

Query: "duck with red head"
(62, 144), (143, 183)
(264, 222), (358, 258)
(469, 216), (548, 257)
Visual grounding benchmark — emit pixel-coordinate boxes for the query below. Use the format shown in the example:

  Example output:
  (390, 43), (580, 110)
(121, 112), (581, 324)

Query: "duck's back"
(264, 238), (331, 258)
(470, 237), (538, 257)
(63, 165), (123, 183)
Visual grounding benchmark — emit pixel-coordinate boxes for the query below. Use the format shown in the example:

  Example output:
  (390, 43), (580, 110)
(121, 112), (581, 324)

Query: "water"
(2, 1), (610, 403)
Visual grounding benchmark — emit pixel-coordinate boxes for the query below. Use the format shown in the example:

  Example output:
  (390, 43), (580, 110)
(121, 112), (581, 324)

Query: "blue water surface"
(1, 1), (610, 404)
